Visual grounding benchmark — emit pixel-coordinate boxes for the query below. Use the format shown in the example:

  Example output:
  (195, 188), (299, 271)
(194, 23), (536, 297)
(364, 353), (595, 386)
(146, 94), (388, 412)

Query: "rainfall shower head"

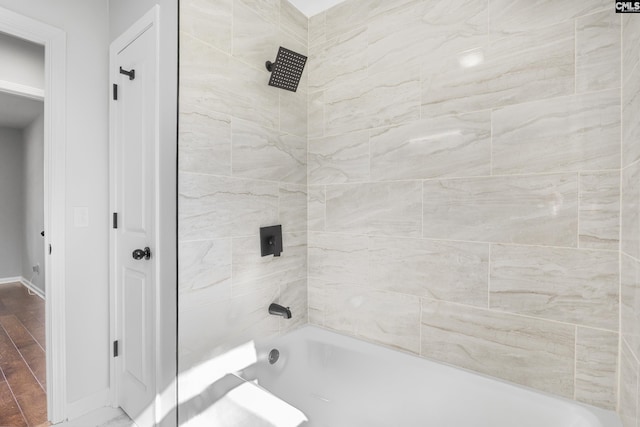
(265, 46), (307, 92)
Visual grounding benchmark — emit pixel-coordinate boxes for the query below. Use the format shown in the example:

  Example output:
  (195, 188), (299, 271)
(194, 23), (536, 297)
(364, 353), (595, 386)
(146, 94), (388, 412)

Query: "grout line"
(419, 300), (423, 357)
(420, 181), (424, 238)
(0, 320), (46, 393)
(17, 313), (45, 354)
(489, 109), (493, 175)
(307, 230), (620, 253)
(0, 366), (29, 427)
(487, 244), (492, 309)
(574, 18), (578, 95)
(617, 14), (624, 415)
(574, 325), (578, 400)
(308, 274), (621, 334)
(577, 171), (581, 247)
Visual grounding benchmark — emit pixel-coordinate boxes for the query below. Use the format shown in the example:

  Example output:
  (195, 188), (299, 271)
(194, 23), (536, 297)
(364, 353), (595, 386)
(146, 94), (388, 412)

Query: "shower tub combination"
(228, 325), (621, 427)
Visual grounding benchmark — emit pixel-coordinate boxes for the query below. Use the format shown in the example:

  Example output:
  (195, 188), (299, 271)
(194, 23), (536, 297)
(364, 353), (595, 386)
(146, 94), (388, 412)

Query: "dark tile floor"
(0, 282), (47, 427)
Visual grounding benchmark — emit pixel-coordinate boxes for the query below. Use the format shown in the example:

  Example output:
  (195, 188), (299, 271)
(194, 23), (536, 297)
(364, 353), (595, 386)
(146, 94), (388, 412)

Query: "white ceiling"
(0, 91), (43, 129)
(287, 0), (348, 17)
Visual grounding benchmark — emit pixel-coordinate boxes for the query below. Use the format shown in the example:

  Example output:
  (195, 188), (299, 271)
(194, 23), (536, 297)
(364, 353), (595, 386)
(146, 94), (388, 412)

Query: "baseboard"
(19, 277), (45, 300)
(66, 388), (111, 421)
(0, 276), (22, 285)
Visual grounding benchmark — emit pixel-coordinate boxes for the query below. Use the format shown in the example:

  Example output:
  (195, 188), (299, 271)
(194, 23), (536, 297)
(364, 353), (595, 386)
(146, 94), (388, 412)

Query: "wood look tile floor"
(0, 282), (47, 427)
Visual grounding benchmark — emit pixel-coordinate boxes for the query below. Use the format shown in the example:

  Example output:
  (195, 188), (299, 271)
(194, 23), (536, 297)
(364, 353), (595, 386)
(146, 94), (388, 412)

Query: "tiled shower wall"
(178, 0), (308, 388)
(620, 14), (640, 427)
(307, 0), (624, 409)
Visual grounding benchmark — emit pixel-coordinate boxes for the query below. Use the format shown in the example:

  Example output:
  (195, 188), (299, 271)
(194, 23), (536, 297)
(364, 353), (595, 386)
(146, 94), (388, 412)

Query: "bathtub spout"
(269, 303), (292, 319)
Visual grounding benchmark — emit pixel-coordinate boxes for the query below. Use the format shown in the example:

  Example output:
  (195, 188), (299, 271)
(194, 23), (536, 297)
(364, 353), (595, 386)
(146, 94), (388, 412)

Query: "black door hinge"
(113, 212), (118, 229)
(113, 83), (118, 100)
(113, 340), (119, 357)
(49, 244), (52, 255)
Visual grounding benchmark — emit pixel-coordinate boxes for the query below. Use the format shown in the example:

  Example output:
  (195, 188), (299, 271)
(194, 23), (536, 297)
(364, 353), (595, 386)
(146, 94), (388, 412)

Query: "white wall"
(108, 1), (178, 425)
(0, 126), (24, 279)
(0, 31), (44, 90)
(0, 0), (111, 415)
(21, 112), (45, 293)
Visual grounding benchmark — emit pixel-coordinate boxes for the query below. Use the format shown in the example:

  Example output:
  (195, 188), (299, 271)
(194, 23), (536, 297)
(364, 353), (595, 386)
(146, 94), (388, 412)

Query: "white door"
(110, 11), (158, 426)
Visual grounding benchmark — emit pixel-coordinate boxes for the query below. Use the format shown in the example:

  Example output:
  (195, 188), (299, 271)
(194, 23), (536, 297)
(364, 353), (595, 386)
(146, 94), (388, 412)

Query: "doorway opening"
(0, 31), (47, 426)
(0, 6), (67, 425)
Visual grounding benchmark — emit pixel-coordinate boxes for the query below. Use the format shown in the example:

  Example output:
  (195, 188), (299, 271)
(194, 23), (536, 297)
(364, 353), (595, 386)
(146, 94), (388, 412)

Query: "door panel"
(123, 267), (146, 388)
(112, 18), (157, 426)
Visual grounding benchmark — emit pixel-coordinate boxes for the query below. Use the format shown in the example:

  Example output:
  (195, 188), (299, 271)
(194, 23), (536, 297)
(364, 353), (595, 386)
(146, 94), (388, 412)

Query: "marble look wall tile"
(178, 107), (231, 176)
(230, 267), (280, 299)
(280, 0), (308, 44)
(279, 184), (307, 232)
(179, 285), (279, 370)
(179, 238), (232, 294)
(232, 0), (279, 70)
(490, 245), (619, 329)
(317, 281), (421, 353)
(366, 2), (426, 75)
(179, 173), (279, 240)
(182, 33), (281, 130)
(280, 86), (308, 138)
(322, 183), (370, 235)
(492, 90), (620, 174)
(326, 181), (422, 237)
(181, 35), (279, 130)
(227, 56), (280, 130)
(324, 0), (369, 41)
(278, 277), (308, 331)
(366, 0), (420, 19)
(308, 232), (369, 286)
(622, 161), (640, 259)
(308, 12), (326, 48)
(180, 34), (232, 121)
(619, 340), (639, 427)
(307, 278), (325, 325)
(237, 0), (279, 25)
(179, 33), (280, 129)
(231, 119), (306, 184)
(308, 26), (367, 92)
(232, 232), (307, 287)
(278, 27), (309, 59)
(421, 22), (574, 117)
(579, 171), (620, 250)
(307, 186), (326, 231)
(575, 327), (618, 409)
(623, 14), (640, 84)
(622, 254), (640, 360)
(369, 237), (489, 306)
(308, 131), (369, 185)
(370, 111), (491, 181)
(422, 174), (578, 246)
(623, 64), (640, 168)
(181, 0), (232, 53)
(421, 299), (576, 397)
(325, 65), (420, 135)
(576, 12), (621, 93)
(308, 91), (324, 139)
(368, 0), (487, 76)
(489, 0), (609, 36)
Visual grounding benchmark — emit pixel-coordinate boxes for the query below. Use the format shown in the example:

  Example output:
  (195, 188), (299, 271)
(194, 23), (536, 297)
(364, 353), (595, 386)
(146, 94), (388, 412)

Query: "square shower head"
(266, 46), (307, 92)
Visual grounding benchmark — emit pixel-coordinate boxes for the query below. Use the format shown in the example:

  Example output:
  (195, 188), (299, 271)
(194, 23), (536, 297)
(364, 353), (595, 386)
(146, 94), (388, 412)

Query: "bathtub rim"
(253, 324), (621, 427)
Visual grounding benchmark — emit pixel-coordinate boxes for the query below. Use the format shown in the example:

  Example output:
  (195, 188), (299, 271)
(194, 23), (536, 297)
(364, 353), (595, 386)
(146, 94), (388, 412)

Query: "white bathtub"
(241, 325), (621, 427)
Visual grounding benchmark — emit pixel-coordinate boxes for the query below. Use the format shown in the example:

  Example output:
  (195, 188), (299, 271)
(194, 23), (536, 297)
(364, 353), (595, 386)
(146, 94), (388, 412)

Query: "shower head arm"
(265, 60), (275, 72)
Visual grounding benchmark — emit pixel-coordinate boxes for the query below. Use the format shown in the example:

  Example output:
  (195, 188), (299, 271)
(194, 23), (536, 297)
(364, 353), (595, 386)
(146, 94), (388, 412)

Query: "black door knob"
(132, 247), (151, 260)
